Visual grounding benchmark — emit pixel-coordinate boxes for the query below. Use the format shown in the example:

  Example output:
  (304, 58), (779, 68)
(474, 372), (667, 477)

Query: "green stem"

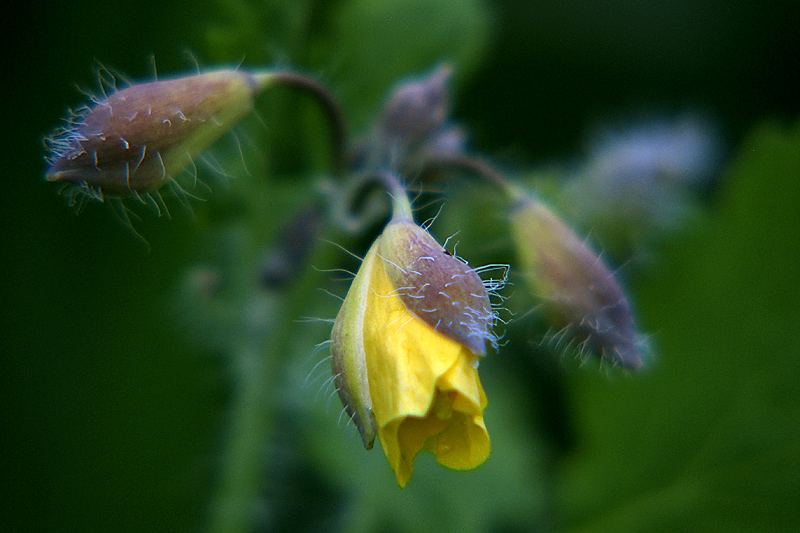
(203, 224), (335, 532)
(377, 171), (414, 221)
(207, 343), (272, 533)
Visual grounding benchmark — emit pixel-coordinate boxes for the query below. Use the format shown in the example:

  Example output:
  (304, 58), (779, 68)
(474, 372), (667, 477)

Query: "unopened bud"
(378, 65), (452, 148)
(379, 218), (495, 356)
(45, 69), (264, 196)
(510, 195), (644, 370)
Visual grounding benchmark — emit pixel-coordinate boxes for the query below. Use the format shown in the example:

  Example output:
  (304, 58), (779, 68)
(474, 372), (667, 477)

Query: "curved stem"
(418, 154), (526, 203)
(253, 71), (348, 178)
(330, 170), (415, 234)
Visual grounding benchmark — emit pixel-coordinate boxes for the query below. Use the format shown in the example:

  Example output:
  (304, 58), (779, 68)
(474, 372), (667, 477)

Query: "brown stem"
(267, 71), (348, 178)
(417, 154), (523, 201)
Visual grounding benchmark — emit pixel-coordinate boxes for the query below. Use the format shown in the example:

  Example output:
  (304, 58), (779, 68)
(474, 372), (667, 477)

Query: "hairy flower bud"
(378, 219), (495, 355)
(510, 195), (644, 370)
(45, 69), (264, 196)
(379, 64), (452, 147)
(331, 216), (496, 486)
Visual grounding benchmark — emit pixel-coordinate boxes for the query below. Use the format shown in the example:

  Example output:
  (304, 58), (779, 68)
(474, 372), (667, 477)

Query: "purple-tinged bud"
(378, 65), (452, 148)
(510, 195), (644, 370)
(379, 219), (495, 356)
(45, 69), (263, 196)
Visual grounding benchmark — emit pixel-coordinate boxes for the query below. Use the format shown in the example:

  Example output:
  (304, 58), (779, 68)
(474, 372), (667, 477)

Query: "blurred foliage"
(554, 121), (800, 532)
(5, 0), (800, 532)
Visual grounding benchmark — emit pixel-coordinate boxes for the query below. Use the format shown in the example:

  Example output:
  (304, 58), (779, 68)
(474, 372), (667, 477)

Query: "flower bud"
(331, 216), (496, 486)
(378, 64), (452, 147)
(378, 219), (495, 356)
(510, 195), (644, 370)
(45, 69), (263, 196)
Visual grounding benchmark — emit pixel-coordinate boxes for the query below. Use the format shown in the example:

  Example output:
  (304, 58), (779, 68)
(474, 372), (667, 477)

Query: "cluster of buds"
(351, 64), (467, 178)
(44, 62), (649, 487)
(328, 70), (647, 484)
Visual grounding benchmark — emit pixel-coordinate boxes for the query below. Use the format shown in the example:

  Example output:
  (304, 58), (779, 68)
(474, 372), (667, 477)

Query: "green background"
(4, 0), (799, 531)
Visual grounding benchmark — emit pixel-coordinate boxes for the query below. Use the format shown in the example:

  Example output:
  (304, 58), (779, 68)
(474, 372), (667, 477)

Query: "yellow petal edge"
(363, 240), (490, 487)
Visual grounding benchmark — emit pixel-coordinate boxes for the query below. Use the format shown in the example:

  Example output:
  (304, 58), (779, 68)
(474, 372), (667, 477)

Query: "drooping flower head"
(509, 191), (644, 370)
(331, 190), (498, 487)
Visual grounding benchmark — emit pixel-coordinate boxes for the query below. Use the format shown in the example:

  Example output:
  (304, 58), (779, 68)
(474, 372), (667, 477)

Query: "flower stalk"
(254, 70), (348, 177)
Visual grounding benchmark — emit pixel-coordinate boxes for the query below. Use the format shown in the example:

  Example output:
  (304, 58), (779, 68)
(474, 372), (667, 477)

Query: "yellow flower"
(332, 218), (494, 487)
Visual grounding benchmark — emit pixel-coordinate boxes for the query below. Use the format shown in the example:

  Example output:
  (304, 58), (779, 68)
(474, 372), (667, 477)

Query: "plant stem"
(253, 70), (348, 178)
(377, 171), (414, 221)
(207, 342), (272, 533)
(418, 154), (526, 202)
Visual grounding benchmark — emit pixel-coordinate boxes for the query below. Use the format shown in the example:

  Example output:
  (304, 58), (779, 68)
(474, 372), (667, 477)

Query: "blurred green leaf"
(311, 0), (491, 128)
(554, 120), (800, 532)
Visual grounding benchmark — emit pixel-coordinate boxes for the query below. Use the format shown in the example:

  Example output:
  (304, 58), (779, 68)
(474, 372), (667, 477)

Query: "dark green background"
(5, 1), (799, 531)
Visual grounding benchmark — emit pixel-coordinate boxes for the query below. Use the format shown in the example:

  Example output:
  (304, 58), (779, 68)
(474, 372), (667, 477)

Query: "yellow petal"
(363, 245), (490, 487)
(330, 241), (380, 449)
(364, 246), (463, 422)
(427, 353), (490, 471)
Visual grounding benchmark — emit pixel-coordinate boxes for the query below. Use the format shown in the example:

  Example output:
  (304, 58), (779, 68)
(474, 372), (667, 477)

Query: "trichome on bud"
(44, 69), (265, 199)
(378, 218), (498, 356)
(510, 194), (645, 370)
